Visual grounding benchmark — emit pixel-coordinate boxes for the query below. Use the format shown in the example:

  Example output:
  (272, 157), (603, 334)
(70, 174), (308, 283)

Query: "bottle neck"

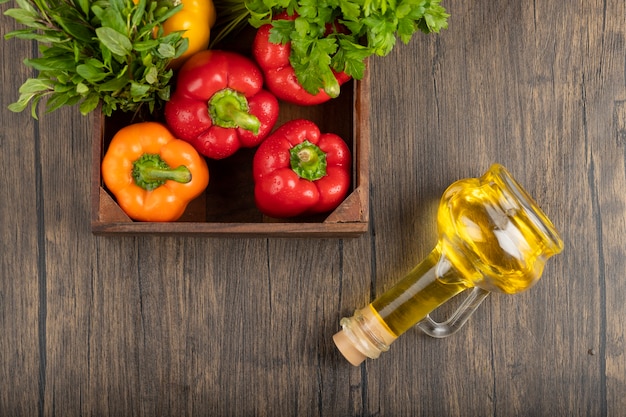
(370, 247), (470, 337)
(333, 247), (470, 365)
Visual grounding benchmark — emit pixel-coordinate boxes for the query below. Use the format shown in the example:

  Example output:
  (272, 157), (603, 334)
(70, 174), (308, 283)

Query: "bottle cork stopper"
(333, 306), (398, 366)
(333, 329), (367, 366)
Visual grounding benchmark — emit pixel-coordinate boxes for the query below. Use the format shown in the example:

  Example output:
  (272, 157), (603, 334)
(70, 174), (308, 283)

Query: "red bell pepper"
(164, 50), (280, 159)
(252, 119), (351, 218)
(251, 13), (351, 106)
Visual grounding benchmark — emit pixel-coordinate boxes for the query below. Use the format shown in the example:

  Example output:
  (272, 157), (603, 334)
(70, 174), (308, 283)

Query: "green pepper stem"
(208, 88), (261, 135)
(290, 140), (327, 181)
(132, 153), (191, 191)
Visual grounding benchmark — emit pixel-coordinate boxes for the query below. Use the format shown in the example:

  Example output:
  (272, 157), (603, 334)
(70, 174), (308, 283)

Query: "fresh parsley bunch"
(1, 0), (188, 118)
(245, 0), (449, 96)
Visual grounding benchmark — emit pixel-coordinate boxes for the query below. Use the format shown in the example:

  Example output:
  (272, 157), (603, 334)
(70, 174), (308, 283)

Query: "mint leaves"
(2, 0), (188, 118)
(246, 0), (449, 96)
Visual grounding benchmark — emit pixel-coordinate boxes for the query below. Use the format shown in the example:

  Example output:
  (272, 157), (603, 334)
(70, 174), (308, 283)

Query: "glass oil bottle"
(333, 164), (564, 366)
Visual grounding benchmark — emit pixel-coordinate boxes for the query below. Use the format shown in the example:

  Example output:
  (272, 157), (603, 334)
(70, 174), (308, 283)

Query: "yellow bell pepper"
(163, 0), (217, 68)
(134, 0), (217, 68)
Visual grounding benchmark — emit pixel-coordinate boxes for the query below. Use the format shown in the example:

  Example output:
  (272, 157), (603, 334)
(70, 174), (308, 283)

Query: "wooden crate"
(91, 48), (370, 237)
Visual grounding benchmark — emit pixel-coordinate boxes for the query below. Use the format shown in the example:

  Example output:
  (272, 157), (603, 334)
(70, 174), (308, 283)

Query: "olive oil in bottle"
(333, 164), (563, 366)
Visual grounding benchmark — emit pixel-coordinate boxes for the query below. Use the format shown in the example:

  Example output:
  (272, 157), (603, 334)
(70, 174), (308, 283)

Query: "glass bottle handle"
(416, 287), (491, 338)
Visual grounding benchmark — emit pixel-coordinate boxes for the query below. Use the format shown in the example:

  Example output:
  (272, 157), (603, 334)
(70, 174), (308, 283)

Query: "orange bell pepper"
(163, 0), (217, 68)
(102, 122), (209, 222)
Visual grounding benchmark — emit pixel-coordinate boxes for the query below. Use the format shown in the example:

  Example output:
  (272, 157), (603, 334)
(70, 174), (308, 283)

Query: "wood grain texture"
(0, 14), (41, 417)
(1, 0), (625, 415)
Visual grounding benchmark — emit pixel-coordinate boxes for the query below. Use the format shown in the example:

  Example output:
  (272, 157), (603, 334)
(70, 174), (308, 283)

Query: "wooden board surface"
(1, 0), (625, 415)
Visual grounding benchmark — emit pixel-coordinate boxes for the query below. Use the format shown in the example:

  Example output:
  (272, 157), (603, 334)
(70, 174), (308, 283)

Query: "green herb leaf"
(17, 78), (55, 94)
(4, 29), (62, 43)
(157, 42), (176, 58)
(24, 56), (76, 71)
(13, 0), (38, 14)
(98, 7), (128, 35)
(76, 82), (89, 95)
(3, 7), (41, 26)
(96, 27), (132, 56)
(144, 65), (159, 84)
(97, 76), (128, 92)
(130, 81), (151, 98)
(79, 93), (100, 115)
(45, 91), (71, 113)
(131, 0), (146, 27)
(76, 63), (109, 82)
(268, 20), (294, 44)
(8, 94), (37, 113)
(153, 2), (184, 24)
(134, 39), (160, 51)
(75, 0), (90, 16)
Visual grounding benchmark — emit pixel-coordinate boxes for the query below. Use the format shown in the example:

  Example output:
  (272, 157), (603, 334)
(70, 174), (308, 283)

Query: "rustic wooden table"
(2, 0), (625, 416)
